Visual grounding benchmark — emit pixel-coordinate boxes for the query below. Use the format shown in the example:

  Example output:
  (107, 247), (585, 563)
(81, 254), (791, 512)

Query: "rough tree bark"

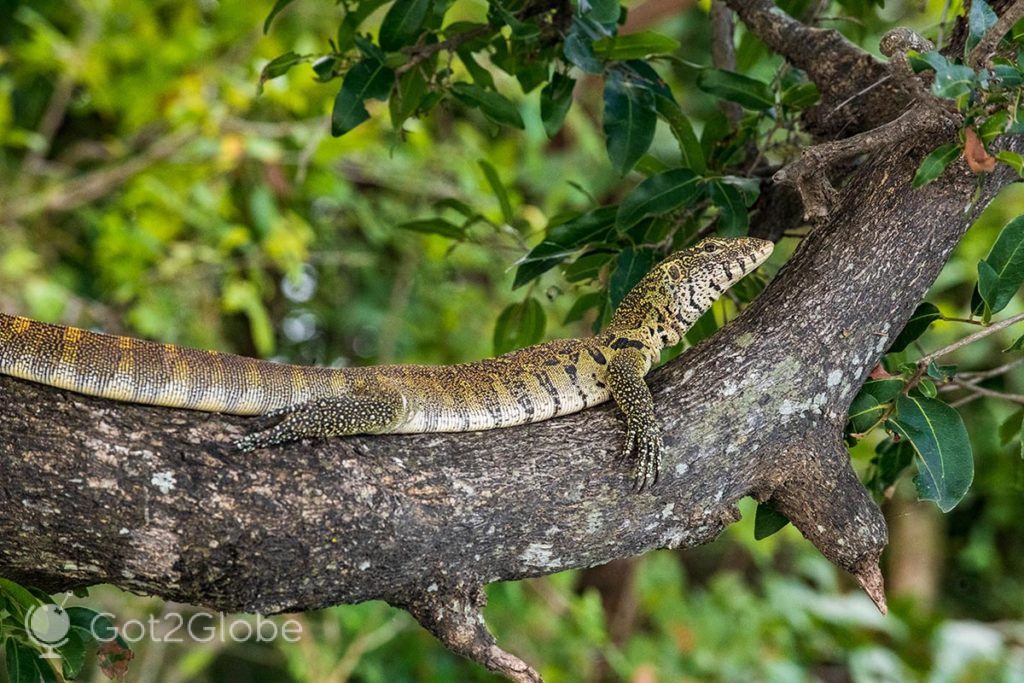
(2, 3), (1023, 681)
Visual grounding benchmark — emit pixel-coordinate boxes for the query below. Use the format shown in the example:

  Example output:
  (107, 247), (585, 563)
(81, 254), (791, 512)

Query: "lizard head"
(673, 236), (774, 288)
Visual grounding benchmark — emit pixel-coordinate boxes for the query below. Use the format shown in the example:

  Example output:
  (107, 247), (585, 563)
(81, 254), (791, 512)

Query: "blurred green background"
(1, 0), (1023, 680)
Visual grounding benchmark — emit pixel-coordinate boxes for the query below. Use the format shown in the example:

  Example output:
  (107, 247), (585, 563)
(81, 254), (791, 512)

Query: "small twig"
(948, 377), (1024, 405)
(907, 312), (1024, 394)
(936, 0), (953, 50)
(18, 3), (101, 180)
(395, 24), (493, 76)
(5, 128), (197, 221)
(958, 358), (1024, 381)
(774, 105), (950, 220)
(775, 27), (960, 220)
(710, 1), (742, 128)
(723, 0), (877, 85)
(938, 358), (1024, 394)
(967, 0), (1024, 68)
(917, 312), (1024, 369)
(950, 393), (983, 408)
(939, 315), (986, 326)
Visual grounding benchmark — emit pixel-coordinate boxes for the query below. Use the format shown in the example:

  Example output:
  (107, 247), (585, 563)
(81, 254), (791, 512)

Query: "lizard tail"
(0, 313), (346, 415)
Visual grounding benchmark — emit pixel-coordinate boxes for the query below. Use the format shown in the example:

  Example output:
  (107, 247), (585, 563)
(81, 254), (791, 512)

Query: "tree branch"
(723, 0), (911, 136)
(4, 128), (197, 222)
(968, 0), (1024, 68)
(772, 27), (963, 219)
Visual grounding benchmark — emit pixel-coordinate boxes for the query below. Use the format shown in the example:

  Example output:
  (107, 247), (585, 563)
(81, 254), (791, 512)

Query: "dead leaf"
(964, 127), (996, 173)
(869, 364), (897, 380)
(97, 639), (134, 681)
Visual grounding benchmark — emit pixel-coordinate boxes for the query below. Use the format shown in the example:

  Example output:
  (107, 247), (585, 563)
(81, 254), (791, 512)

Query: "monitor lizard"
(0, 236), (773, 489)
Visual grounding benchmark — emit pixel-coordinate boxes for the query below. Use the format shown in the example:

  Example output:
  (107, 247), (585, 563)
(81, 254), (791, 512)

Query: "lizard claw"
(234, 421), (297, 452)
(619, 421), (662, 492)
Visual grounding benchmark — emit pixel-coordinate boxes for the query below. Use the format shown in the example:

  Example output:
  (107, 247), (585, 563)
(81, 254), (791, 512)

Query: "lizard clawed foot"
(233, 394), (407, 452)
(618, 421), (662, 492)
(234, 416), (301, 452)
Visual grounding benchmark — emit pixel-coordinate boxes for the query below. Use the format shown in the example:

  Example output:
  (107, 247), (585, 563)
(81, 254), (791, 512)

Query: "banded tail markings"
(0, 312), (350, 415)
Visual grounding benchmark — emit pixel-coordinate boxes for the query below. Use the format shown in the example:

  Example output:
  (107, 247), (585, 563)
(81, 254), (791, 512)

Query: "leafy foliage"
(0, 578), (131, 683)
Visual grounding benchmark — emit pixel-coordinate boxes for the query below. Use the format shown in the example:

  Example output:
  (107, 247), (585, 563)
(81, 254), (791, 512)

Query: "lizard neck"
(604, 260), (723, 358)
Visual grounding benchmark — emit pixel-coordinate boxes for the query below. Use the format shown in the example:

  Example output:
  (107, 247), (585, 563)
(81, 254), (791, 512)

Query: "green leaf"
(978, 259), (1000, 317)
(615, 169), (702, 231)
(477, 159), (512, 222)
(59, 629), (87, 680)
(999, 408), (1024, 445)
(4, 639), (41, 683)
(979, 111), (1009, 143)
(780, 82), (820, 108)
(889, 302), (941, 352)
(331, 57), (396, 136)
(398, 218), (465, 239)
(609, 247), (658, 309)
(926, 363), (957, 382)
(912, 143), (960, 187)
(0, 578), (44, 617)
(603, 71), (657, 175)
(338, 0), (391, 51)
(918, 376), (937, 398)
(513, 207), (617, 288)
(564, 17), (604, 74)
(450, 83), (524, 129)
(563, 251), (613, 283)
(871, 439), (915, 493)
(584, 0), (620, 23)
(996, 150), (1024, 177)
(1005, 331), (1024, 351)
(565, 291), (605, 324)
(263, 0), (296, 33)
(922, 51), (977, 100)
(478, 160), (514, 223)
(967, 0), (998, 51)
(592, 31), (681, 60)
(390, 66), (429, 128)
(66, 607), (119, 643)
(379, 0), (431, 51)
(494, 298), (546, 355)
(653, 96), (705, 173)
(457, 48), (495, 89)
(696, 69), (774, 110)
(993, 63), (1024, 87)
(754, 502), (790, 540)
(222, 280), (275, 356)
(889, 395), (974, 512)
(257, 52), (307, 95)
(977, 215), (1024, 315)
(860, 378), (904, 403)
(707, 179), (748, 236)
(540, 74), (576, 138)
(848, 393), (885, 433)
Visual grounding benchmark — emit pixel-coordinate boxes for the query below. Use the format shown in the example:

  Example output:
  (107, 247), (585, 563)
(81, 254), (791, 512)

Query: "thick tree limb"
(774, 28), (963, 219)
(2, 122), (1021, 677)
(722, 0), (911, 135)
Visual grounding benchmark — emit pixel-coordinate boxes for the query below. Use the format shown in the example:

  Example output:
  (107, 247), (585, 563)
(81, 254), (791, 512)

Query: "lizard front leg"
(607, 347), (662, 491)
(234, 391), (407, 452)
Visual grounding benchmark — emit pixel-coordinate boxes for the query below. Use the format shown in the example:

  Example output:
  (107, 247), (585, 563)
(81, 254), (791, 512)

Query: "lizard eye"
(703, 243), (718, 253)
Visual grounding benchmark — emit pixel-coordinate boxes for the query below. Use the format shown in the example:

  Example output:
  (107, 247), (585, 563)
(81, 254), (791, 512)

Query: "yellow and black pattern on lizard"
(0, 236), (773, 488)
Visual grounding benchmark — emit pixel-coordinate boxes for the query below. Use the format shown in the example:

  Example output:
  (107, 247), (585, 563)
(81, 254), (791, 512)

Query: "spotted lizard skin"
(0, 236), (772, 487)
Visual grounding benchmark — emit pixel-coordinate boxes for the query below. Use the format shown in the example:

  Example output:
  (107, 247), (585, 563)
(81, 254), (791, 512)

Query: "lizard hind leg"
(234, 391), (407, 452)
